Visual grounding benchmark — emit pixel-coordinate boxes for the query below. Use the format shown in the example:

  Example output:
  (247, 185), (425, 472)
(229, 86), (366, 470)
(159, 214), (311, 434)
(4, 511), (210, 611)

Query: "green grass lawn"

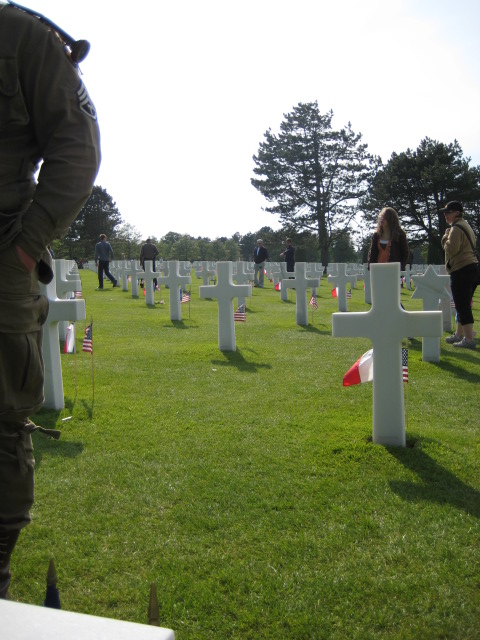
(11, 268), (480, 639)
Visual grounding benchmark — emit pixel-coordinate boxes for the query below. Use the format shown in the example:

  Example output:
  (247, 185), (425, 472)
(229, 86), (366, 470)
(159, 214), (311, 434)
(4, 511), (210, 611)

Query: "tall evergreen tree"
(61, 185), (122, 259)
(251, 102), (377, 265)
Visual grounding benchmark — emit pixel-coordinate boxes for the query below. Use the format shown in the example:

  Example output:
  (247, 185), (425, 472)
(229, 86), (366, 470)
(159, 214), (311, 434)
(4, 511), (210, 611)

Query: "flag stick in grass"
(82, 319), (94, 403)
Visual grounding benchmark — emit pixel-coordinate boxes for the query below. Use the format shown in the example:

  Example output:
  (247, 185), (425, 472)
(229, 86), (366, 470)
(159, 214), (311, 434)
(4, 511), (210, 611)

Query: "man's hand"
(15, 245), (36, 272)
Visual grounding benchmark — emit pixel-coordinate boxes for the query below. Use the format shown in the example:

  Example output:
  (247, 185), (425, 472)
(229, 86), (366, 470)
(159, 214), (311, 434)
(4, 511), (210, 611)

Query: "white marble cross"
(281, 262), (320, 325)
(128, 260), (144, 298)
(332, 263), (442, 446)
(195, 261), (216, 286)
(142, 261), (160, 305)
(199, 261), (252, 351)
(157, 260), (192, 320)
(278, 262), (295, 301)
(403, 264), (412, 290)
(411, 265), (450, 362)
(233, 261), (253, 309)
(54, 260), (82, 341)
(40, 273), (86, 410)
(179, 261), (192, 276)
(328, 263), (354, 312)
(363, 263), (372, 305)
(268, 262), (282, 289)
(119, 259), (130, 292)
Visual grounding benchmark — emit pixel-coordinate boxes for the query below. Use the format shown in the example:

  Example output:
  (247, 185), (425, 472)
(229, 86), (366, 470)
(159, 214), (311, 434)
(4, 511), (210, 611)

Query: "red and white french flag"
(343, 349), (373, 386)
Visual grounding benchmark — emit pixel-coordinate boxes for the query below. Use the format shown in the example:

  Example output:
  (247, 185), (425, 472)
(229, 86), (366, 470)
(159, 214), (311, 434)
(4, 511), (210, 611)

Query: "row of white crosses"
(46, 259), (454, 447)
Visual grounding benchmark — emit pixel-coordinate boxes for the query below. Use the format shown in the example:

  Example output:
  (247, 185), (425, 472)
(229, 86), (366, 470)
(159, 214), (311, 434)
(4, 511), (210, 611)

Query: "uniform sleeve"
(14, 17), (101, 261)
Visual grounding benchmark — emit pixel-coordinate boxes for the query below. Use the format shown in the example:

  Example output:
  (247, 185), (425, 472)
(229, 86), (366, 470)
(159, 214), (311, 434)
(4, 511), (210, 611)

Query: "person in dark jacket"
(367, 207), (409, 270)
(280, 238), (295, 273)
(139, 237), (159, 290)
(94, 234), (117, 289)
(253, 239), (269, 287)
(0, 2), (100, 599)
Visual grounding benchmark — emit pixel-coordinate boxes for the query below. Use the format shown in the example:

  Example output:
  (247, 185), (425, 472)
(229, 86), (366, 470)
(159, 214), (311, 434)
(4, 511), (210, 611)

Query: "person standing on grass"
(441, 201), (478, 350)
(253, 239), (269, 288)
(0, 2), (100, 599)
(280, 237), (295, 273)
(94, 233), (117, 289)
(139, 237), (159, 290)
(367, 207), (409, 270)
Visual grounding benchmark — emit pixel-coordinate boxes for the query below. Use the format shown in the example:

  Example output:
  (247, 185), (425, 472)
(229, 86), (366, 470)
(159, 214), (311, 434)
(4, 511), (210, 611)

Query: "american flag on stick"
(309, 295), (318, 310)
(402, 348), (408, 383)
(234, 303), (246, 322)
(82, 322), (93, 353)
(181, 291), (191, 304)
(347, 289), (352, 299)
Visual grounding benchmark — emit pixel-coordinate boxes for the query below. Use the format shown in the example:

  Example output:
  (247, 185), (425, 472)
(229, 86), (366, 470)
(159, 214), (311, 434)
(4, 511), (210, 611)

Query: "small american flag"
(450, 298), (456, 309)
(75, 291), (82, 298)
(402, 348), (408, 383)
(181, 291), (190, 304)
(309, 295), (318, 310)
(82, 323), (93, 353)
(347, 289), (352, 299)
(234, 303), (246, 322)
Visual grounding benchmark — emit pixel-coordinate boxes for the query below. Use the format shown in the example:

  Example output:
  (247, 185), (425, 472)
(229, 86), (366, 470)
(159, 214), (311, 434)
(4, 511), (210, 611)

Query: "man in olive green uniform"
(0, 1), (101, 598)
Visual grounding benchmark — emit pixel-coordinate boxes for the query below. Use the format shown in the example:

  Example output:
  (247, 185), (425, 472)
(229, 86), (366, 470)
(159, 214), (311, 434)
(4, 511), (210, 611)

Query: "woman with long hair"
(367, 207), (409, 269)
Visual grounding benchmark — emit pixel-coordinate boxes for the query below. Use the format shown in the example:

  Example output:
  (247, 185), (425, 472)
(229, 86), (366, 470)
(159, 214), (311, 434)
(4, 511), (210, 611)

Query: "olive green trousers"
(0, 244), (48, 533)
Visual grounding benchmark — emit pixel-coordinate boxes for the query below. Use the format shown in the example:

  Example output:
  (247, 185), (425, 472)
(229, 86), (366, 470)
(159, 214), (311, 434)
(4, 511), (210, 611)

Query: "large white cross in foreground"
(199, 261), (251, 351)
(332, 263), (442, 446)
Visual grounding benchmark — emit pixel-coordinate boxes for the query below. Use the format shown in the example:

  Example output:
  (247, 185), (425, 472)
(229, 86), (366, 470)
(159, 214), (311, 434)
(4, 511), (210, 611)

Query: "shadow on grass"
(211, 349), (272, 373)
(432, 354), (480, 383)
(162, 320), (199, 330)
(387, 441), (480, 519)
(299, 324), (330, 335)
(32, 432), (84, 470)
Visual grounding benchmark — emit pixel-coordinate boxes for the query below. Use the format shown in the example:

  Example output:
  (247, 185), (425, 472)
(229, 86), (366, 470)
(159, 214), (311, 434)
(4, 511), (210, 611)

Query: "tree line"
(52, 101), (480, 267)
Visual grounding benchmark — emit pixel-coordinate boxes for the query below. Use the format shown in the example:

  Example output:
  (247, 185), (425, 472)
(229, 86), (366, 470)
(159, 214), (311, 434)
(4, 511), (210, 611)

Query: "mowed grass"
(11, 268), (480, 639)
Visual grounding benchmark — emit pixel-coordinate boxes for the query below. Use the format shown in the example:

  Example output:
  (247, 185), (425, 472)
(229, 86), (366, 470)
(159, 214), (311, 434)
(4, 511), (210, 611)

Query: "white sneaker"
(453, 338), (476, 350)
(445, 333), (463, 344)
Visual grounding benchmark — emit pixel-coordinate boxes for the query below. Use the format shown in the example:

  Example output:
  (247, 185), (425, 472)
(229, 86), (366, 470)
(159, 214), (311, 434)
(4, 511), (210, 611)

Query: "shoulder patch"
(76, 81), (97, 120)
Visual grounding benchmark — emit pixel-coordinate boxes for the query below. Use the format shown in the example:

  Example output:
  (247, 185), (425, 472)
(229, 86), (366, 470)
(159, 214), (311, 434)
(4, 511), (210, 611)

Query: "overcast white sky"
(29, 0), (480, 240)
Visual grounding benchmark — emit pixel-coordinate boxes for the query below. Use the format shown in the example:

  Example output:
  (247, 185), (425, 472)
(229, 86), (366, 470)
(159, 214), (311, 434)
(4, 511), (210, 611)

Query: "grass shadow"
(432, 353), (480, 383)
(299, 324), (330, 335)
(211, 349), (272, 373)
(387, 440), (480, 519)
(32, 432), (84, 470)
(161, 320), (198, 330)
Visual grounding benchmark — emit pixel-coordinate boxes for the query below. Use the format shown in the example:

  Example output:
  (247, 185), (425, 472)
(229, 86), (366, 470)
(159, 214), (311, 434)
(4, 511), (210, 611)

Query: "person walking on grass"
(253, 239), (269, 288)
(441, 201), (478, 350)
(280, 237), (295, 273)
(94, 233), (117, 289)
(139, 237), (159, 290)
